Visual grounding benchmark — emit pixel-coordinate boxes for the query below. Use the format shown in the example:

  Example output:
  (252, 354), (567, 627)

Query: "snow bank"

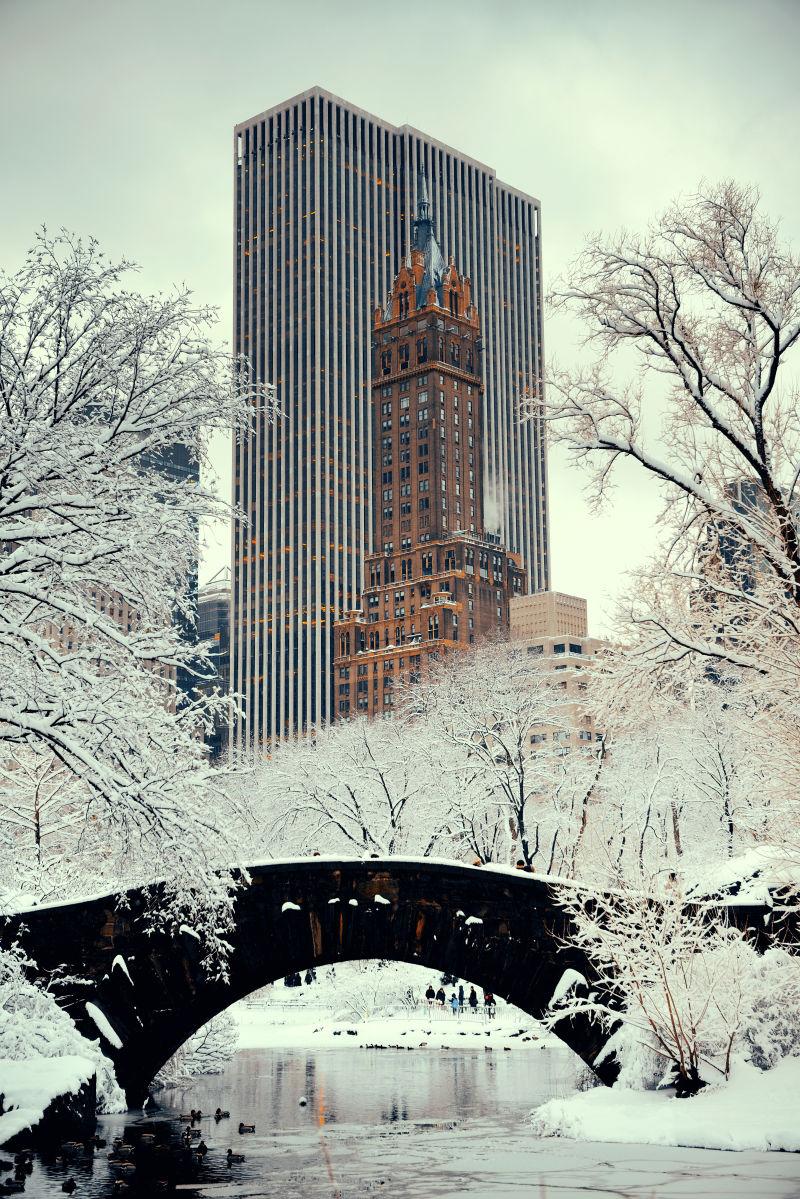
(531, 1057), (800, 1153)
(0, 1054), (95, 1145)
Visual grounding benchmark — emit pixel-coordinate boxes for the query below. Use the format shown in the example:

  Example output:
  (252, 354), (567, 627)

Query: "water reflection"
(23, 1047), (800, 1199)
(24, 1046), (574, 1197)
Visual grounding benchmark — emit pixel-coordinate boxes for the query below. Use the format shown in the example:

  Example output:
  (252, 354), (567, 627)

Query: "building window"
(554, 643), (566, 654)
(399, 344), (409, 370)
(381, 350), (391, 375)
(417, 338), (428, 364)
(527, 645), (544, 656)
(570, 643), (583, 654)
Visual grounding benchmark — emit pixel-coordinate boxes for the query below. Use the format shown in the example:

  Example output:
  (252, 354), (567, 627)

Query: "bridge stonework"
(12, 859), (621, 1105)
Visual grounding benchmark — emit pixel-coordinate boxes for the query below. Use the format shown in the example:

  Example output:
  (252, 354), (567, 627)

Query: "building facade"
(333, 181), (526, 717)
(509, 591), (605, 753)
(232, 86), (548, 749)
(197, 566), (232, 760)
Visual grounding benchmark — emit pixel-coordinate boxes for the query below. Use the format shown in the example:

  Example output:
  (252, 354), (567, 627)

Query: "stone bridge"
(6, 858), (774, 1106)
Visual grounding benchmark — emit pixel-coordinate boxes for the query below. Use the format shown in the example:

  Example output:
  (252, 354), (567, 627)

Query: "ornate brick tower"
(333, 177), (526, 718)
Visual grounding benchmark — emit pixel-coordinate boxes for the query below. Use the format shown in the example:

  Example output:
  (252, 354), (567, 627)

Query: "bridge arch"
(11, 859), (618, 1105)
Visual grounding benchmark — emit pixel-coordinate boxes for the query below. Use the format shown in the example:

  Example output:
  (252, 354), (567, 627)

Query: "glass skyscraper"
(232, 86), (548, 749)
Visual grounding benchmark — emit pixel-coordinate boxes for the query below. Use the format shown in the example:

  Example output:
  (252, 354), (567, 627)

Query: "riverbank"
(233, 1000), (558, 1052)
(531, 1056), (800, 1154)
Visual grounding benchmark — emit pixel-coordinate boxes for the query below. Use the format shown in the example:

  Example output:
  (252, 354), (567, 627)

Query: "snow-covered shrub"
(154, 1012), (238, 1088)
(740, 947), (800, 1070)
(549, 880), (764, 1094)
(0, 945), (124, 1113)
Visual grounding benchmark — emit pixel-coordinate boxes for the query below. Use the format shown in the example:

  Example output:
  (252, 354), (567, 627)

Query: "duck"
(238, 1122), (255, 1134)
(196, 1141), (208, 1157)
(226, 1149), (246, 1164)
(1, 1182), (26, 1195)
(213, 1108), (230, 1120)
(62, 1181), (78, 1194)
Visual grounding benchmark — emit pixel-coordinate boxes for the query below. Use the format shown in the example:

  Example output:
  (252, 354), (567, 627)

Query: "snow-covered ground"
(231, 961), (556, 1053)
(0, 1054), (95, 1144)
(234, 1000), (556, 1052)
(532, 1056), (800, 1154)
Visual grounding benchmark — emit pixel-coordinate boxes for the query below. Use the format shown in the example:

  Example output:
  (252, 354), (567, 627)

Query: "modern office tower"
(509, 591), (605, 752)
(197, 567), (232, 760)
(233, 86), (548, 749)
(333, 183), (526, 718)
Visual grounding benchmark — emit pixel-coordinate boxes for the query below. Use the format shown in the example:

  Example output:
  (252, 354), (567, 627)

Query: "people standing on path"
(436, 986), (446, 1006)
(468, 986), (478, 1012)
(458, 984), (465, 1011)
(449, 993), (459, 1016)
(484, 991), (496, 1018)
(425, 983), (435, 1006)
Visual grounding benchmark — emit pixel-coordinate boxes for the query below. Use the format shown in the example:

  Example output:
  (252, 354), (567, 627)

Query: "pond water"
(19, 1046), (800, 1197)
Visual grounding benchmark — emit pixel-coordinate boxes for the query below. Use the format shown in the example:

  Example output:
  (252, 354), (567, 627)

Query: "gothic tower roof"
(410, 171), (446, 308)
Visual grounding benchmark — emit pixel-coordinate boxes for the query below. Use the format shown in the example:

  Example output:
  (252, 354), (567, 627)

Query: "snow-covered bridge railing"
(5, 857), (775, 1106)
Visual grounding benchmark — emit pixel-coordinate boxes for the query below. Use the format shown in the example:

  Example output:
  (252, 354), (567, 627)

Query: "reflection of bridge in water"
(7, 858), (774, 1106)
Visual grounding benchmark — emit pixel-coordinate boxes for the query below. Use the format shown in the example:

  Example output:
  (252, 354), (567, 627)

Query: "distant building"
(198, 567), (231, 760)
(510, 591), (604, 752)
(333, 178), (526, 718)
(232, 86), (548, 748)
(142, 443), (200, 704)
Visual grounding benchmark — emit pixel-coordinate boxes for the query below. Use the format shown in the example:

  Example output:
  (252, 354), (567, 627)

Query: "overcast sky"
(2, 0), (798, 633)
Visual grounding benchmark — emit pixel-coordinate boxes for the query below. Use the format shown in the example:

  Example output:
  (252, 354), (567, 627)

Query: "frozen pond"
(22, 1045), (800, 1197)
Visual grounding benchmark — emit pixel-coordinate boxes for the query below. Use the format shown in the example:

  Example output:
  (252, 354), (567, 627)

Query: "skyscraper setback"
(233, 86), (548, 749)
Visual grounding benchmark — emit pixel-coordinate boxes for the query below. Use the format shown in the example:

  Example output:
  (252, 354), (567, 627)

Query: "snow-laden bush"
(154, 1011), (238, 1088)
(740, 947), (800, 1070)
(0, 945), (124, 1113)
(548, 879), (788, 1095)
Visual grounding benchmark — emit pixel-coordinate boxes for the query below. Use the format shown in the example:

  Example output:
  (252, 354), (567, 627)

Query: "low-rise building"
(510, 591), (605, 752)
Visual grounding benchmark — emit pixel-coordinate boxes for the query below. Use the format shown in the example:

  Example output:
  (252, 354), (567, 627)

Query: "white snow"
(281, 901), (302, 912)
(464, 916), (483, 926)
(531, 1057), (800, 1153)
(84, 1002), (123, 1049)
(179, 923), (201, 940)
(111, 954), (132, 983)
(550, 968), (587, 1005)
(0, 1054), (95, 1145)
(328, 897), (340, 904)
(374, 894), (390, 905)
(348, 898), (359, 906)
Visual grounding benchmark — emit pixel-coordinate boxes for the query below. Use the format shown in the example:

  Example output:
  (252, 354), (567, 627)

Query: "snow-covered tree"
(409, 640), (602, 872)
(0, 231), (271, 962)
(537, 181), (800, 862)
(257, 714), (448, 858)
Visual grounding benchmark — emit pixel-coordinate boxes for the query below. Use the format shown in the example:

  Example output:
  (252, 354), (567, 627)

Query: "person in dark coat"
(436, 986), (446, 1005)
(458, 984), (465, 1010)
(484, 991), (496, 1017)
(468, 986), (478, 1010)
(425, 983), (435, 1003)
